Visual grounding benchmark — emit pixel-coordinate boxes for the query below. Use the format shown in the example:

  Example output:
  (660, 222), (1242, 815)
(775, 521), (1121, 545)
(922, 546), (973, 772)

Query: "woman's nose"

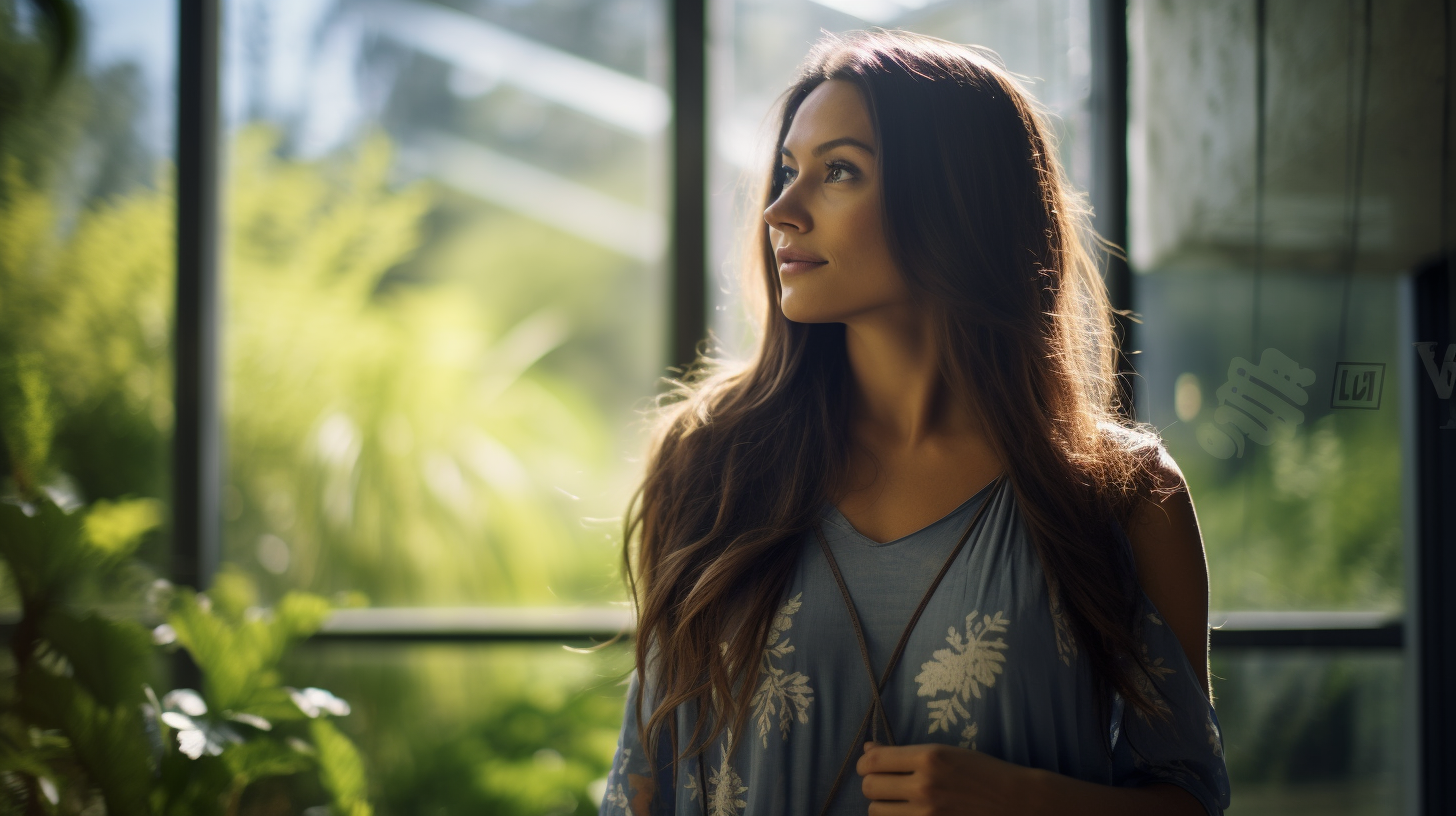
(764, 187), (808, 233)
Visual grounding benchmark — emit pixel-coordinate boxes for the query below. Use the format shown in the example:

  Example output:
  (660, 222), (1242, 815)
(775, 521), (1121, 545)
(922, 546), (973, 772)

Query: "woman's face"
(765, 79), (910, 324)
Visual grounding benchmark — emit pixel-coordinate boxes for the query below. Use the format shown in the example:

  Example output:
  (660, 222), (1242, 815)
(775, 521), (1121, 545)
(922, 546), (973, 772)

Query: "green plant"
(279, 642), (632, 816)
(0, 120), (639, 811)
(151, 567), (372, 816)
(219, 127), (625, 607)
(0, 488), (373, 814)
(0, 495), (156, 814)
(0, 26), (376, 801)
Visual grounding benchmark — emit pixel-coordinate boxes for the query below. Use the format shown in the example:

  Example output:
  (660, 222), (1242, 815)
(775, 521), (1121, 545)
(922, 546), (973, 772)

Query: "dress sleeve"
(600, 669), (676, 816)
(1108, 594), (1232, 816)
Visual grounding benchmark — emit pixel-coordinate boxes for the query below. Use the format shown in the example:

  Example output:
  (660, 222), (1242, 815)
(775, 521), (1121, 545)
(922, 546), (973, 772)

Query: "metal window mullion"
(1414, 258), (1456, 815)
(1089, 0), (1134, 416)
(292, 606), (1405, 649)
(1209, 626), (1403, 650)
(1419, 5), (1456, 815)
(173, 0), (222, 592)
(669, 0), (707, 375)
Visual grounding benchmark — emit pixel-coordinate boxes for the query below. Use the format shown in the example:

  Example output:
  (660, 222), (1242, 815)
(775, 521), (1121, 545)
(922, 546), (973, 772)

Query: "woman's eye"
(776, 165), (797, 186)
(827, 165), (849, 182)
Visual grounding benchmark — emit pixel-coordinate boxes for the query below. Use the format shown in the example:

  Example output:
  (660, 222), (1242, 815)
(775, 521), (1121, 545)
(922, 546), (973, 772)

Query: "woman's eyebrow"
(779, 137), (877, 160)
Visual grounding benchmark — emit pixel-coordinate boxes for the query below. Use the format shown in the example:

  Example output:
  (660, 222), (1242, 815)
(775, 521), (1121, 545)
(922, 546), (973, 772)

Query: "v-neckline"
(825, 474), (1002, 547)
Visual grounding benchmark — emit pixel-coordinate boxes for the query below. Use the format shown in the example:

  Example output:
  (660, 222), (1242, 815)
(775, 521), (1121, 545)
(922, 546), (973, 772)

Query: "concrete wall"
(1129, 0), (1448, 276)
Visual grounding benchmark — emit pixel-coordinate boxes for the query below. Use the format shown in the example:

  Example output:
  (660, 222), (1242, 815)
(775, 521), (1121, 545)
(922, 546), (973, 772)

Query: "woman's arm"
(857, 742), (1206, 816)
(600, 670), (667, 816)
(1123, 447), (1212, 699)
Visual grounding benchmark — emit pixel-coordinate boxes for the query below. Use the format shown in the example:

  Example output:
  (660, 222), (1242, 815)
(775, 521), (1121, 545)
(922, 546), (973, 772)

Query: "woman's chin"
(778, 298), (838, 324)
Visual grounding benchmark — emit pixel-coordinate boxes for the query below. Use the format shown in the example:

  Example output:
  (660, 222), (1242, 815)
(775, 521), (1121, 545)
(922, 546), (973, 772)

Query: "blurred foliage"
(208, 130), (639, 810)
(1182, 411), (1403, 612)
(1134, 272), (1406, 613)
(0, 121), (633, 812)
(1211, 650), (1404, 816)
(5, 0), (77, 96)
(0, 491), (371, 814)
(1, 0), (639, 806)
(1131, 268), (1407, 810)
(0, 112), (632, 604)
(280, 643), (632, 816)
(0, 3), (367, 809)
(220, 127), (624, 606)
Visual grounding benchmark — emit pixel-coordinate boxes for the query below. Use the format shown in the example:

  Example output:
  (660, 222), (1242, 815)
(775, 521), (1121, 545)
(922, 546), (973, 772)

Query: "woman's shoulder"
(1096, 419), (1164, 456)
(1096, 420), (1185, 496)
(1095, 422), (1197, 578)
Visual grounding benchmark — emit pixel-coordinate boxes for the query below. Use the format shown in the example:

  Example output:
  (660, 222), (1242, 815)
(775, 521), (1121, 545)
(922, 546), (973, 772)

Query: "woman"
(601, 29), (1229, 816)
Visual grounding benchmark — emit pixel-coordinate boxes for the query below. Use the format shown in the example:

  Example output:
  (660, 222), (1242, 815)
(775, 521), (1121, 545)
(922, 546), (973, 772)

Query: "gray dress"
(601, 476), (1231, 816)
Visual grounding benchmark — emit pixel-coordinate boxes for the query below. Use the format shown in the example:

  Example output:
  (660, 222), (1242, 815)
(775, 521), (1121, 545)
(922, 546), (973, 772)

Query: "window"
(214, 0), (668, 804)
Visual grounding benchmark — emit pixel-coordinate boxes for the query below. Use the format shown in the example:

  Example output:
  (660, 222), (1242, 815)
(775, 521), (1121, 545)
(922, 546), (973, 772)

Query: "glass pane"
(1133, 273), (1405, 611)
(1127, 1), (1424, 612)
(708, 0), (1095, 357)
(218, 0), (669, 606)
(271, 642), (633, 815)
(1212, 649), (1406, 816)
(0, 0), (177, 608)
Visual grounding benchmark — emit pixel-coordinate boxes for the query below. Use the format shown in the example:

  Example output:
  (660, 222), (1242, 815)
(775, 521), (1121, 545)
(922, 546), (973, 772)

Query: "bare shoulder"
(1121, 441), (1212, 698)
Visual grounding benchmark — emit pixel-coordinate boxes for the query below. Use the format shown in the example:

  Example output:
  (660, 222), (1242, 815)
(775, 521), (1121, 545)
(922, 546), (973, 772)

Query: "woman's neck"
(842, 306), (981, 448)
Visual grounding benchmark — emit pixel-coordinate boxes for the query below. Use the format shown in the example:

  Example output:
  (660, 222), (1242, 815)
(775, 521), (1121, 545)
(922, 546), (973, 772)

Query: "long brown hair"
(623, 29), (1170, 767)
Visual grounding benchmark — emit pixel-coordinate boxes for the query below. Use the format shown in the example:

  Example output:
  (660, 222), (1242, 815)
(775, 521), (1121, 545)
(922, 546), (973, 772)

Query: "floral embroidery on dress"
(1206, 716), (1224, 758)
(685, 728), (748, 816)
(958, 721), (979, 750)
(749, 593), (814, 747)
(604, 783), (631, 814)
(1046, 574), (1077, 666)
(604, 747), (634, 814)
(915, 610), (1010, 736)
(1132, 642), (1175, 722)
(701, 757), (748, 816)
(1132, 751), (1193, 786)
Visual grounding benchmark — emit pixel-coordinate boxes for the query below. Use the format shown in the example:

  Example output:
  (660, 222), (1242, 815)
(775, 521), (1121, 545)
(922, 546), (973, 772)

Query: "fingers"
(859, 743), (917, 802)
(862, 741), (984, 777)
(857, 742), (942, 775)
(861, 770), (916, 801)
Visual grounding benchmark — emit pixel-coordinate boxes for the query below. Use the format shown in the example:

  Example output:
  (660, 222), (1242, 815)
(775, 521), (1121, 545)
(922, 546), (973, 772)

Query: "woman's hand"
(855, 741), (1028, 816)
(855, 741), (1206, 816)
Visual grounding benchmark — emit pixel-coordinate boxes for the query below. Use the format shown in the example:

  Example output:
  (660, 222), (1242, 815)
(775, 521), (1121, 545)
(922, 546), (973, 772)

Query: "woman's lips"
(780, 260), (828, 274)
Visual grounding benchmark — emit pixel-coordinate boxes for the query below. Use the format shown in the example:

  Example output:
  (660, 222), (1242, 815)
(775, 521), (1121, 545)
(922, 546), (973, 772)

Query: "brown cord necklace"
(812, 473), (1005, 816)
